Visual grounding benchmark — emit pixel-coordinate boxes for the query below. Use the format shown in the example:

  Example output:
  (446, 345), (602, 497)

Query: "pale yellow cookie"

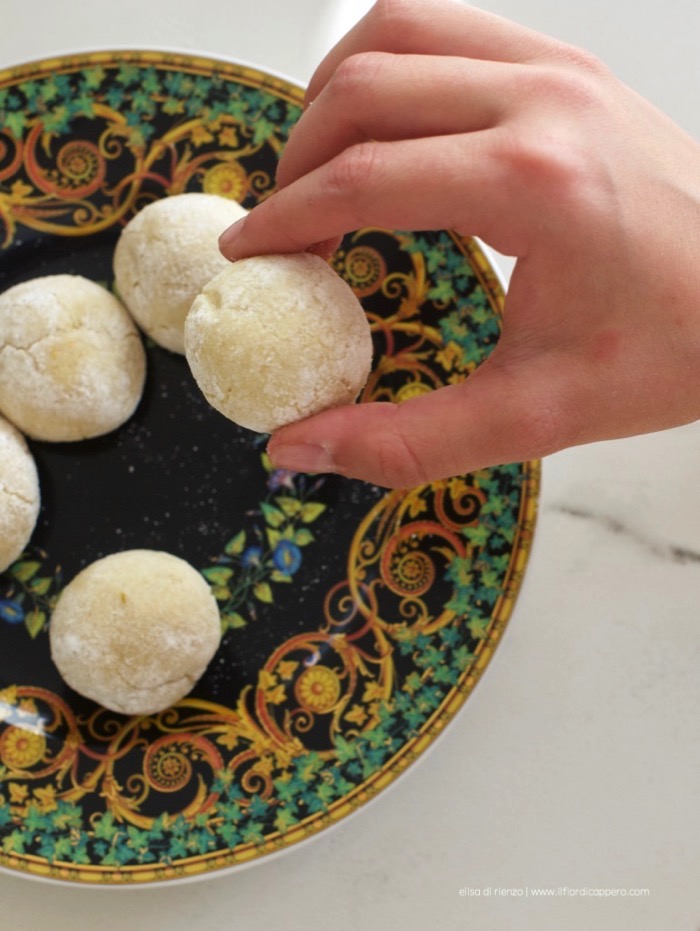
(184, 253), (373, 433)
(114, 192), (248, 353)
(49, 550), (221, 715)
(0, 415), (40, 573)
(0, 274), (146, 442)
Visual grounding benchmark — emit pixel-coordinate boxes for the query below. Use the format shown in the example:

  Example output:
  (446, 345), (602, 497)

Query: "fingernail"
(219, 217), (246, 256)
(268, 441), (339, 475)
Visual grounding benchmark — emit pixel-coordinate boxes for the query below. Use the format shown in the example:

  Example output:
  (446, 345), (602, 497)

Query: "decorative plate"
(0, 51), (539, 885)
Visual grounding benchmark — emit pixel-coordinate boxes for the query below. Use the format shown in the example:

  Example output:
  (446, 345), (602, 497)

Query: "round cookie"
(49, 550), (221, 716)
(0, 416), (40, 573)
(113, 192), (248, 353)
(184, 253), (373, 434)
(0, 274), (146, 442)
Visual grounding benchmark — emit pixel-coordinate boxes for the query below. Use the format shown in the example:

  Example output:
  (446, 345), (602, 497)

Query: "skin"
(219, 0), (700, 489)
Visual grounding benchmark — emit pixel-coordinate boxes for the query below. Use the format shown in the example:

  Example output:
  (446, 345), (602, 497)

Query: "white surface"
(1, 1), (699, 929)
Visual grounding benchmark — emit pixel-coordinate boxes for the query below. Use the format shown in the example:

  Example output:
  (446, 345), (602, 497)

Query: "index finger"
(219, 130), (528, 261)
(306, 0), (563, 105)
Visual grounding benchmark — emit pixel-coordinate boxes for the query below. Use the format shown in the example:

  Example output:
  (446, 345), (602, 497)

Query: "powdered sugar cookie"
(0, 415), (40, 572)
(0, 274), (146, 442)
(184, 253), (372, 433)
(114, 192), (248, 353)
(49, 549), (221, 716)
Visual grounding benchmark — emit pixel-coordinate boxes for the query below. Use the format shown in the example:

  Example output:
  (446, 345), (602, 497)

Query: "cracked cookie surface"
(0, 415), (40, 572)
(0, 274), (146, 442)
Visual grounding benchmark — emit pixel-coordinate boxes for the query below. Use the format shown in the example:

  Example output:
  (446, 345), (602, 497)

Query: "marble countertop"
(1, 1), (698, 929)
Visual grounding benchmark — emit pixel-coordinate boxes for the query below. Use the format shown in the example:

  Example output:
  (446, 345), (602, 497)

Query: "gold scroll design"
(255, 476), (488, 754)
(334, 229), (448, 405)
(0, 687), (278, 829)
(348, 477), (485, 638)
(0, 479), (485, 832)
(0, 106), (275, 247)
(0, 687), (80, 801)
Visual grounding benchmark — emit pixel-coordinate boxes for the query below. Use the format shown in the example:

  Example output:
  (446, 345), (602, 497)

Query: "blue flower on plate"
(241, 546), (263, 568)
(272, 540), (302, 576)
(0, 599), (24, 624)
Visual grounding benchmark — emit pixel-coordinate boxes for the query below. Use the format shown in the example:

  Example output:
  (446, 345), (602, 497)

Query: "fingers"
(266, 356), (576, 488)
(220, 130), (529, 260)
(306, 0), (561, 105)
(219, 3), (599, 261)
(277, 53), (518, 190)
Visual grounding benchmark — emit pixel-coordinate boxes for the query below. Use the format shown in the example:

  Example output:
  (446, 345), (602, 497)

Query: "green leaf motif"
(294, 528), (314, 547)
(253, 582), (273, 604)
(221, 611), (247, 632)
(273, 807), (297, 833)
(10, 560), (40, 583)
(224, 530), (246, 555)
(260, 502), (286, 528)
(2, 830), (26, 854)
(141, 69), (162, 95)
(104, 86), (125, 110)
(116, 64), (141, 86)
(24, 608), (46, 639)
(42, 106), (71, 134)
(295, 751), (323, 782)
(3, 112), (27, 139)
(253, 117), (277, 145)
(275, 496), (301, 517)
(480, 569), (502, 591)
(334, 735), (358, 764)
(467, 616), (490, 639)
(53, 836), (74, 861)
(300, 502), (326, 524)
(162, 97), (184, 115)
(247, 795), (269, 820)
(130, 90), (156, 115)
(428, 278), (456, 303)
(314, 781), (335, 805)
(241, 822), (265, 844)
(273, 778), (300, 805)
(445, 555), (474, 588)
(270, 570), (292, 583)
(462, 524), (490, 548)
(218, 823), (240, 849)
(29, 576), (52, 596)
(52, 802), (83, 831)
(80, 66), (106, 89)
(433, 665), (458, 686)
(202, 566), (234, 586)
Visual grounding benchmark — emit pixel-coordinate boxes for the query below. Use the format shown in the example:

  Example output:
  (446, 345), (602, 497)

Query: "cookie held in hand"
(184, 253), (372, 434)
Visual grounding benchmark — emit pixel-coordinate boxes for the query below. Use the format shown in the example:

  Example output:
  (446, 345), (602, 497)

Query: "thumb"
(267, 360), (573, 488)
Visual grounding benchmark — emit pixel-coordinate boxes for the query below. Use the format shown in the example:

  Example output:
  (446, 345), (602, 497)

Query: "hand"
(219, 0), (700, 488)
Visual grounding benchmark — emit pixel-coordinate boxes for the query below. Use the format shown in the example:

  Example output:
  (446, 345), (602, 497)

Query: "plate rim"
(0, 45), (307, 93)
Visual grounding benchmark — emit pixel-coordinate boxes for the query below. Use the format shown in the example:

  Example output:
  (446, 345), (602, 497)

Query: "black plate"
(0, 51), (539, 884)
